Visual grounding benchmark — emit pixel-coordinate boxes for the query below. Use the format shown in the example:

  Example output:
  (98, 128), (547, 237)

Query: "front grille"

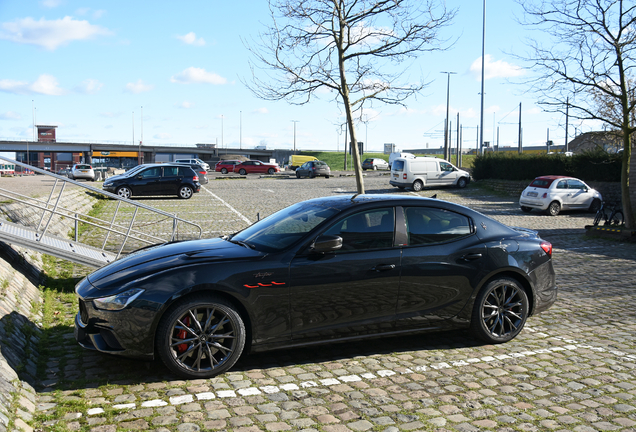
(79, 299), (89, 325)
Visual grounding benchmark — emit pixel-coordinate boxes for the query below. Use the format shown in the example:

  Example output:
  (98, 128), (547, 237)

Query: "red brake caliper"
(176, 316), (190, 353)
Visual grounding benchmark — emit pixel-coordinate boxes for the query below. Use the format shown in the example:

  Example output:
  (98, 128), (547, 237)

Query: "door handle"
(372, 264), (396, 272)
(460, 253), (482, 261)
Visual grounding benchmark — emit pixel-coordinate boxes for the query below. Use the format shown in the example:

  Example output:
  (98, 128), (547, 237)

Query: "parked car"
(519, 175), (602, 216)
(74, 194), (556, 379)
(57, 168), (70, 177)
(362, 158), (389, 170)
(215, 160), (242, 174)
(295, 160), (331, 178)
(69, 164), (95, 181)
(390, 157), (471, 191)
(289, 155), (318, 171)
(176, 162), (208, 185)
(233, 160), (280, 175)
(102, 163), (201, 199)
(175, 158), (210, 171)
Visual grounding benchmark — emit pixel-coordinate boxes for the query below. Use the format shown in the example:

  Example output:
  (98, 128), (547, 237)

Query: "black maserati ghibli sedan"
(75, 194), (557, 379)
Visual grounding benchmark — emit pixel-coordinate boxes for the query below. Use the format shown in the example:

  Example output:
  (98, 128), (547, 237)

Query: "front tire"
(412, 180), (423, 192)
(457, 177), (468, 188)
(179, 185), (193, 199)
(296, 171), (301, 179)
(470, 277), (529, 344)
(156, 295), (246, 379)
(589, 198), (601, 213)
(547, 201), (561, 216)
(117, 186), (132, 199)
(268, 168), (275, 175)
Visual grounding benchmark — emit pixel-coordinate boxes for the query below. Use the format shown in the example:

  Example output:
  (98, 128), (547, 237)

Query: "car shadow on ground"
(43, 327), (483, 392)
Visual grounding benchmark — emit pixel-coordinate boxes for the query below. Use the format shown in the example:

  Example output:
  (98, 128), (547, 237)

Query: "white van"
(390, 157), (470, 191)
(388, 152), (415, 169)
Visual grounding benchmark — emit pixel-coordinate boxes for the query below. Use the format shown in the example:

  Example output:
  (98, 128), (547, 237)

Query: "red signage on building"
(37, 125), (57, 142)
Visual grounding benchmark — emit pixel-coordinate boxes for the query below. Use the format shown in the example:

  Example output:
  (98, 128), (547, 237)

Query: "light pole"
(479, 0), (486, 155)
(139, 106), (143, 164)
(291, 120), (299, 153)
(221, 115), (224, 149)
(441, 71), (456, 161)
(239, 111), (242, 150)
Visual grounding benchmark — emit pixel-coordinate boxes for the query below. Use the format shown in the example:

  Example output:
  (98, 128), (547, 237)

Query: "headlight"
(103, 181), (113, 187)
(93, 288), (144, 311)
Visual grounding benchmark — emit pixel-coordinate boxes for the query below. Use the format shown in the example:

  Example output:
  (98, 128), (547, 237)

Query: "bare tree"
(516, 0), (636, 228)
(245, 0), (456, 193)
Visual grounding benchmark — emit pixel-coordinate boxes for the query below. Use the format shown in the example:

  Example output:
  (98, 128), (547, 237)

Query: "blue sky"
(0, 0), (596, 153)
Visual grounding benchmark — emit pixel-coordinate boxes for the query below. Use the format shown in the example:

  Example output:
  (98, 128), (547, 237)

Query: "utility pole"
(518, 102), (522, 154)
(479, 0), (486, 155)
(441, 71), (456, 161)
(291, 120), (299, 153)
(565, 97), (569, 152)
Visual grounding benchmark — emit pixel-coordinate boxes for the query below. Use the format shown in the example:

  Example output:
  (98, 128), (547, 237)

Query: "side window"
(556, 180), (568, 189)
(140, 167), (161, 179)
(163, 166), (179, 177)
(405, 207), (472, 245)
(567, 179), (585, 189)
(323, 208), (395, 251)
(440, 162), (453, 172)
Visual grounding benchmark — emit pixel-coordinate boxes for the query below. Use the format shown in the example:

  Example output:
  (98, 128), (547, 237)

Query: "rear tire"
(179, 186), (193, 199)
(547, 201), (560, 216)
(412, 180), (423, 192)
(239, 169), (247, 175)
(221, 168), (228, 174)
(156, 295), (246, 379)
(611, 210), (624, 226)
(470, 277), (529, 344)
(296, 171), (301, 179)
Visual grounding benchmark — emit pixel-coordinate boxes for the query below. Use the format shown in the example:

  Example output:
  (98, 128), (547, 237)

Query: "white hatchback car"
(519, 175), (602, 216)
(69, 164), (95, 181)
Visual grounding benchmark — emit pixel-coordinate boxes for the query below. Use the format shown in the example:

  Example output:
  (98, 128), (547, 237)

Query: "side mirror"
(311, 235), (343, 253)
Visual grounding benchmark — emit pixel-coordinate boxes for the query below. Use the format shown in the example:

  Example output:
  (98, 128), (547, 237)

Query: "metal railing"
(0, 156), (202, 262)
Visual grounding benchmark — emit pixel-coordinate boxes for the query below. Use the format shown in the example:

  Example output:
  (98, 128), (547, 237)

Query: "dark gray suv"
(102, 164), (201, 199)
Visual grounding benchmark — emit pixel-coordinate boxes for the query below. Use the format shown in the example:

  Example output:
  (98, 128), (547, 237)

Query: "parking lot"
(31, 174), (636, 432)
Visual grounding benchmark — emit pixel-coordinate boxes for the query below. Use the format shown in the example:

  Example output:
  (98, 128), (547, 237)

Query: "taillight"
(403, 173), (407, 179)
(542, 193), (547, 198)
(199, 171), (205, 174)
(193, 175), (199, 182)
(540, 241), (552, 257)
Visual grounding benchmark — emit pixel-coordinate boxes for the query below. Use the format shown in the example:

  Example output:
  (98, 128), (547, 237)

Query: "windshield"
(231, 202), (340, 252)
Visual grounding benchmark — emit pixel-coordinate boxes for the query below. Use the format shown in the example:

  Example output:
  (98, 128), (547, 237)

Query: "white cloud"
(177, 101), (194, 109)
(0, 16), (112, 50)
(76, 78), (103, 94)
(176, 32), (205, 46)
(124, 79), (153, 94)
(470, 55), (525, 81)
(252, 108), (268, 114)
(0, 111), (21, 120)
(0, 74), (65, 95)
(154, 132), (172, 139)
(171, 67), (227, 85)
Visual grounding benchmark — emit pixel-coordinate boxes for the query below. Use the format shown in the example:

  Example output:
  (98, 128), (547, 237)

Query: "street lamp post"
(291, 120), (299, 153)
(479, 0), (486, 155)
(441, 71), (456, 161)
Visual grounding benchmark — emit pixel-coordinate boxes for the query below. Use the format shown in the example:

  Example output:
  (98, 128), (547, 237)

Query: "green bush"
(472, 150), (621, 182)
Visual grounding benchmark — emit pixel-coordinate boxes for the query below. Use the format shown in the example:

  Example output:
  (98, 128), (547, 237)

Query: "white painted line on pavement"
(201, 186), (252, 225)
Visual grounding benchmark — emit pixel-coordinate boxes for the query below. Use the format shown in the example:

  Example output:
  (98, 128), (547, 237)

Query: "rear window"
(315, 161), (328, 167)
(529, 178), (553, 188)
(76, 165), (92, 170)
(392, 160), (405, 171)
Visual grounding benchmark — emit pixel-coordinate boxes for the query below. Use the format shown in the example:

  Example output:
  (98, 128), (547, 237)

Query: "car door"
(438, 161), (458, 186)
(297, 162), (309, 177)
(159, 166), (182, 194)
(395, 206), (487, 329)
(553, 179), (570, 208)
(289, 207), (401, 342)
(566, 179), (593, 208)
(133, 166), (162, 195)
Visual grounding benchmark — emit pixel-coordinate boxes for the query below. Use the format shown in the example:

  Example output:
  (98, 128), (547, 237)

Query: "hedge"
(472, 150), (621, 182)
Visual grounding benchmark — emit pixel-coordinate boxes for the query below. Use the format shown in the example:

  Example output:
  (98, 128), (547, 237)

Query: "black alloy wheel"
(156, 296), (246, 379)
(471, 277), (528, 344)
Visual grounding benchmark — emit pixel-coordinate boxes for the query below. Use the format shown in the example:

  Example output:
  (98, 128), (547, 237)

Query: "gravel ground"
(9, 173), (636, 432)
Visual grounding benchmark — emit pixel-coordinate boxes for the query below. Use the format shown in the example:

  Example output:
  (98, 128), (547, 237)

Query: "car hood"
(87, 237), (265, 289)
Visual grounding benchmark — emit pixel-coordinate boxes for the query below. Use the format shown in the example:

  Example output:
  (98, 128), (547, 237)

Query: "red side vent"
(540, 241), (552, 257)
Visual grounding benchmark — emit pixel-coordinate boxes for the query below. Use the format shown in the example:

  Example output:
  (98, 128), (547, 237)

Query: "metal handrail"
(0, 156), (203, 260)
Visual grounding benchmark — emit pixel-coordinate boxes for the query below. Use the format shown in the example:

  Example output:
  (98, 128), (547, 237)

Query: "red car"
(215, 160), (242, 174)
(233, 160), (280, 175)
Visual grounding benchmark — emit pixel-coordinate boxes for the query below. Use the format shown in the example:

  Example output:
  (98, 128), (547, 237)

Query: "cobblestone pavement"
(35, 174), (636, 432)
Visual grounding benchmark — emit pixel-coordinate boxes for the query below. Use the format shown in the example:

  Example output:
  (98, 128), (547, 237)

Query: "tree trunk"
(621, 131), (634, 229)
